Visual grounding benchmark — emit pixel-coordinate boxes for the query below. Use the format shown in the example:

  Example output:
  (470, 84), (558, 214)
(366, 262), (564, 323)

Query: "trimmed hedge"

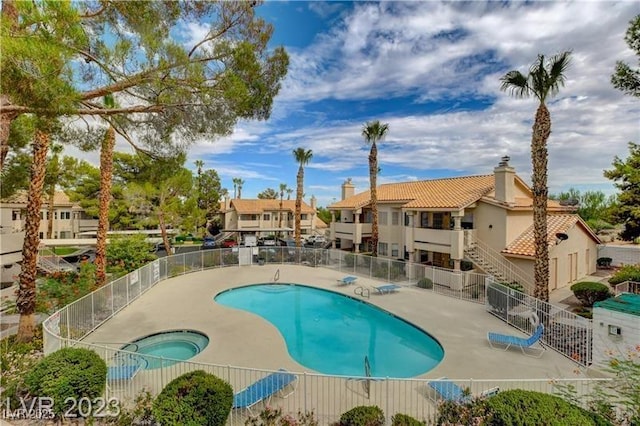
(24, 347), (107, 417)
(391, 413), (424, 425)
(570, 282), (612, 307)
(339, 406), (385, 426)
(152, 370), (233, 426)
(482, 390), (611, 426)
(417, 278), (433, 289)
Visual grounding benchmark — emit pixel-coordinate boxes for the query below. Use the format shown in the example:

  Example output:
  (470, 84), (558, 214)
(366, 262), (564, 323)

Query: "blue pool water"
(214, 284), (444, 377)
(121, 330), (209, 369)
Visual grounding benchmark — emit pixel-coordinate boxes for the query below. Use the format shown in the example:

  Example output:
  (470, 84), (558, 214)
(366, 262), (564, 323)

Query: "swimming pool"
(121, 330), (209, 369)
(214, 284), (444, 378)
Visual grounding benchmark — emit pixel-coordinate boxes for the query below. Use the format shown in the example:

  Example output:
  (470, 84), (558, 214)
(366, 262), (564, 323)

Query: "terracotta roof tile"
(230, 199), (315, 214)
(1, 190), (73, 205)
(502, 214), (596, 257)
(330, 175), (495, 209)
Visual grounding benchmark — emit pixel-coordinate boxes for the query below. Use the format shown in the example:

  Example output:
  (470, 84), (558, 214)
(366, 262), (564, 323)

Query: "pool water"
(121, 330), (209, 369)
(214, 284), (444, 378)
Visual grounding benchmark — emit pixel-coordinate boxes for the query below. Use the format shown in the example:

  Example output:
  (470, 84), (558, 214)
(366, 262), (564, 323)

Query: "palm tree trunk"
(46, 184), (55, 239)
(278, 193), (284, 238)
(95, 127), (115, 287)
(295, 167), (303, 247)
(16, 129), (50, 342)
(369, 143), (378, 256)
(531, 103), (551, 302)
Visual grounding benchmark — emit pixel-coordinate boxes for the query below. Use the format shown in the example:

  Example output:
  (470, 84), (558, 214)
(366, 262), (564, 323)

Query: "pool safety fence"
(42, 248), (604, 422)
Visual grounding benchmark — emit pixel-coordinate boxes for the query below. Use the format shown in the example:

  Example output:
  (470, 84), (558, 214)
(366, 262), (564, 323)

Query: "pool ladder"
(273, 268), (280, 283)
(354, 286), (369, 299)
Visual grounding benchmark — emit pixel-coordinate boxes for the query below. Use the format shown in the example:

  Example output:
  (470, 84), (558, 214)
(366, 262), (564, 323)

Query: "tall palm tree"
(45, 143), (63, 239)
(16, 127), (50, 342)
(500, 51), (571, 302)
(94, 112), (117, 288)
(278, 183), (287, 238)
(232, 177), (240, 198)
(237, 178), (245, 199)
(362, 120), (389, 256)
(286, 188), (293, 200)
(292, 148), (313, 247)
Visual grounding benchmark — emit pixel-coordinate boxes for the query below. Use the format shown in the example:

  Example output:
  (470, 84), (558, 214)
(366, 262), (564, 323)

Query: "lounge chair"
(427, 377), (499, 403)
(373, 284), (401, 294)
(487, 323), (545, 358)
(233, 369), (297, 413)
(338, 276), (358, 285)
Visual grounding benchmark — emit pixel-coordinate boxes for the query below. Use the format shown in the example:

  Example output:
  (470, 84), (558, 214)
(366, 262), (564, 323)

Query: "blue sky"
(113, 2), (640, 207)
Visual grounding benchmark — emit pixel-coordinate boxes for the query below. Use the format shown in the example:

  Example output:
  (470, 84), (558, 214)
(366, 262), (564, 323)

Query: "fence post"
(91, 293), (95, 329)
(303, 372), (307, 412)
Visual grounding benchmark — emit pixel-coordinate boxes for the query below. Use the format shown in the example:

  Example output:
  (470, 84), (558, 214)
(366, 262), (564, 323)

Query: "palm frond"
(499, 70), (530, 98)
(546, 50), (572, 99)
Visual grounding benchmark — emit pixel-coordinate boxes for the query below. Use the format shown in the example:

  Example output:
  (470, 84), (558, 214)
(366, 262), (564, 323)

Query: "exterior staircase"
(463, 231), (535, 295)
(37, 248), (77, 273)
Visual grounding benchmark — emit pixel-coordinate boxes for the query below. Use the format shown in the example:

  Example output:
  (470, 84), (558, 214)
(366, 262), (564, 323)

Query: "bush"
(482, 390), (611, 426)
(391, 413), (424, 425)
(24, 347), (107, 417)
(152, 370), (233, 426)
(570, 282), (612, 307)
(345, 253), (355, 267)
(339, 406), (384, 426)
(596, 257), (613, 268)
(106, 234), (157, 275)
(36, 263), (98, 313)
(245, 406), (318, 425)
(608, 264), (640, 285)
(417, 278), (433, 289)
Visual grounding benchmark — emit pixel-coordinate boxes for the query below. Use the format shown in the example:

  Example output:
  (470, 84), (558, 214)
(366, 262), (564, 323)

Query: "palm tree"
(292, 148), (313, 247)
(16, 127), (50, 342)
(232, 177), (240, 198)
(362, 120), (389, 256)
(93, 95), (119, 287)
(500, 51), (571, 302)
(237, 178), (245, 199)
(278, 183), (287, 238)
(286, 188), (293, 200)
(45, 143), (63, 239)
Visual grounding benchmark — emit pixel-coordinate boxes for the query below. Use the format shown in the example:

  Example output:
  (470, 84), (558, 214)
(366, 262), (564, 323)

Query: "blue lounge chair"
(487, 323), (545, 357)
(338, 276), (358, 285)
(374, 284), (401, 294)
(233, 369), (297, 412)
(428, 378), (499, 403)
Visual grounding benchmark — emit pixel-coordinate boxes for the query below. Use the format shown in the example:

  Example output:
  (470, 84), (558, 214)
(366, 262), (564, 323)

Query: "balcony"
(332, 222), (372, 242)
(0, 231), (24, 265)
(77, 219), (99, 231)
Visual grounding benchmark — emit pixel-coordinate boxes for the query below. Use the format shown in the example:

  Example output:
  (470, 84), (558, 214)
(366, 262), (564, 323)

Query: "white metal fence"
(613, 280), (640, 296)
(485, 279), (593, 366)
(42, 248), (606, 423)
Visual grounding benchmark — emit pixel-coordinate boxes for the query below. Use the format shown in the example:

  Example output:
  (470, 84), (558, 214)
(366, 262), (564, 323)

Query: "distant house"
(328, 157), (600, 294)
(0, 190), (98, 240)
(219, 196), (326, 239)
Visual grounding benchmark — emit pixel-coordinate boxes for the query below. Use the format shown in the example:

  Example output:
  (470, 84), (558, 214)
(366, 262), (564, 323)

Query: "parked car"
(201, 238), (216, 250)
(259, 235), (277, 246)
(221, 239), (238, 248)
(306, 235), (326, 244)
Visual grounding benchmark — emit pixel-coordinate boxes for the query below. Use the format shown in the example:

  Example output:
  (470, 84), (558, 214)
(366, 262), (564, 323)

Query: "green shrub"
(417, 278), (433, 289)
(482, 390), (611, 426)
(460, 260), (474, 271)
(570, 282), (612, 307)
(245, 406), (318, 425)
(24, 347), (106, 417)
(391, 413), (424, 425)
(152, 370), (233, 426)
(339, 406), (384, 426)
(608, 264), (640, 285)
(36, 263), (98, 313)
(596, 257), (613, 268)
(345, 253), (355, 267)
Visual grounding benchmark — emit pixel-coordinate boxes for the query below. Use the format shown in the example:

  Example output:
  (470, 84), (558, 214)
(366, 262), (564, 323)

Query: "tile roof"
(230, 199), (315, 214)
(502, 214), (600, 257)
(330, 175), (496, 210)
(1, 190), (74, 205)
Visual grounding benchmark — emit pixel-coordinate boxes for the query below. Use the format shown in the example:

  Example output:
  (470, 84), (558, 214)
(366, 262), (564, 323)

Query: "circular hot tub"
(121, 330), (209, 369)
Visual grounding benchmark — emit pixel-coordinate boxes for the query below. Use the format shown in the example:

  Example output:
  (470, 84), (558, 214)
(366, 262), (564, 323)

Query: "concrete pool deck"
(84, 264), (599, 381)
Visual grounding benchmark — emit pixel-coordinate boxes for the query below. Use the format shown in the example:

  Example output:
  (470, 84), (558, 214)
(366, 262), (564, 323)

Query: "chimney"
(494, 156), (515, 204)
(310, 195), (317, 210)
(341, 178), (355, 201)
(224, 195), (231, 211)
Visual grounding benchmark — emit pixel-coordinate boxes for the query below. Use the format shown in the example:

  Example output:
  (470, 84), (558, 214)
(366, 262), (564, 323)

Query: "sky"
(111, 1), (640, 207)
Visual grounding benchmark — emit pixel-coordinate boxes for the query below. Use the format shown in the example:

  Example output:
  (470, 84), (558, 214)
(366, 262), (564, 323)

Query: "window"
(378, 242), (388, 256)
(379, 212), (388, 225)
(391, 243), (399, 257)
(404, 213), (412, 226)
(420, 212), (429, 228)
(263, 214), (270, 221)
(11, 210), (19, 221)
(40, 211), (45, 220)
(60, 211), (71, 220)
(433, 213), (444, 229)
(391, 212), (399, 226)
(301, 214), (308, 220)
(59, 231), (71, 239)
(240, 214), (259, 221)
(39, 232), (44, 239)
(54, 211), (58, 219)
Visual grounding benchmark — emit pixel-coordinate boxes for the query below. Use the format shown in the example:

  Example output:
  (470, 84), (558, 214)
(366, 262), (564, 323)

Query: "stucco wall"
(592, 308), (640, 367)
(473, 203), (508, 251)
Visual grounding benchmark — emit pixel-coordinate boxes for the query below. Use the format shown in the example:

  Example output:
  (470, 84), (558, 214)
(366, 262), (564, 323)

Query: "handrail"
(464, 231), (534, 294)
(274, 268), (280, 282)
